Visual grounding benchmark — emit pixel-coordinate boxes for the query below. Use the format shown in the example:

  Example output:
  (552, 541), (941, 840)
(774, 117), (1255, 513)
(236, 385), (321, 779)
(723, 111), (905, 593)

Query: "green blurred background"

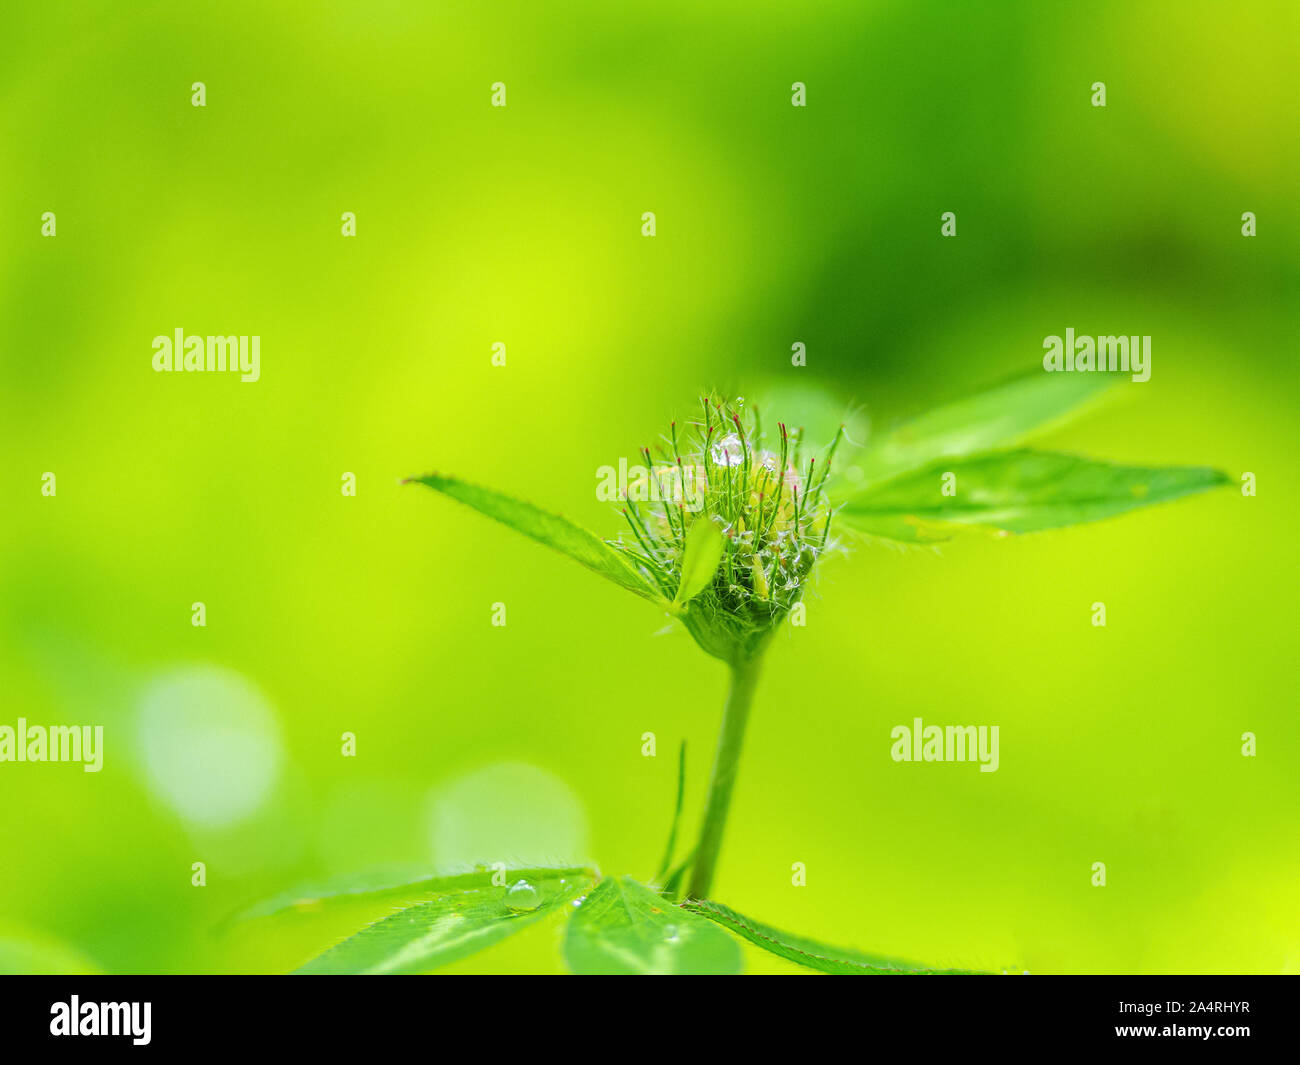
(2, 0), (1296, 974)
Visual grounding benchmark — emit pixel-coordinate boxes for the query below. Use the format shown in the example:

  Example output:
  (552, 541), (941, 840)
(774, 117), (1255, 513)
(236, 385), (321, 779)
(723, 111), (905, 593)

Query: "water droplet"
(505, 879), (542, 913)
(711, 433), (744, 467)
(663, 923), (680, 943)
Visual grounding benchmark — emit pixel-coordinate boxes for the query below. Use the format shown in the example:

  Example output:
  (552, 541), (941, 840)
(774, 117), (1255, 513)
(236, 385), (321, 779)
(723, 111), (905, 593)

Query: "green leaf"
(680, 900), (987, 974)
(859, 371), (1118, 484)
(672, 517), (724, 606)
(564, 876), (742, 974)
(295, 870), (593, 975)
(229, 863), (595, 924)
(406, 473), (666, 603)
(841, 449), (1229, 543)
(654, 742), (687, 881)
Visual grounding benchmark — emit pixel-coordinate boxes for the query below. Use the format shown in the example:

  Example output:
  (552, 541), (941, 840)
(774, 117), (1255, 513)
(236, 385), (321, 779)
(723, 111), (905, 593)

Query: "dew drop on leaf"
(505, 879), (542, 913)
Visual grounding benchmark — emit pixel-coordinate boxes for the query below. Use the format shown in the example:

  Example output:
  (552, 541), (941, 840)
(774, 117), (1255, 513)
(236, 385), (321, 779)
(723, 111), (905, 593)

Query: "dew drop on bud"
(505, 879), (542, 912)
(710, 433), (744, 467)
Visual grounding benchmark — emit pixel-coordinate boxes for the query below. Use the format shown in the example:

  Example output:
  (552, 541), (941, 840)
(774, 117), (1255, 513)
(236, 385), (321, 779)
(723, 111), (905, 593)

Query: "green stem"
(687, 654), (764, 900)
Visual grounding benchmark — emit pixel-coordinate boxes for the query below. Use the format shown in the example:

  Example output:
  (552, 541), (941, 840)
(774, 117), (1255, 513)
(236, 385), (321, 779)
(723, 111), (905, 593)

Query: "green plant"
(244, 371), (1228, 974)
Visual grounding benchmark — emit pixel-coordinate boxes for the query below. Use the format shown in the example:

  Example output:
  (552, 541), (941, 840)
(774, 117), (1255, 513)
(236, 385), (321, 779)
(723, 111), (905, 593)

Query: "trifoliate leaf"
(564, 877), (741, 975)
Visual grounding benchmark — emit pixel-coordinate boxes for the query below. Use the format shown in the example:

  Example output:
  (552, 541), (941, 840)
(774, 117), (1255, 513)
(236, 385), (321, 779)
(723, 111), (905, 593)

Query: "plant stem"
(687, 653), (764, 899)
